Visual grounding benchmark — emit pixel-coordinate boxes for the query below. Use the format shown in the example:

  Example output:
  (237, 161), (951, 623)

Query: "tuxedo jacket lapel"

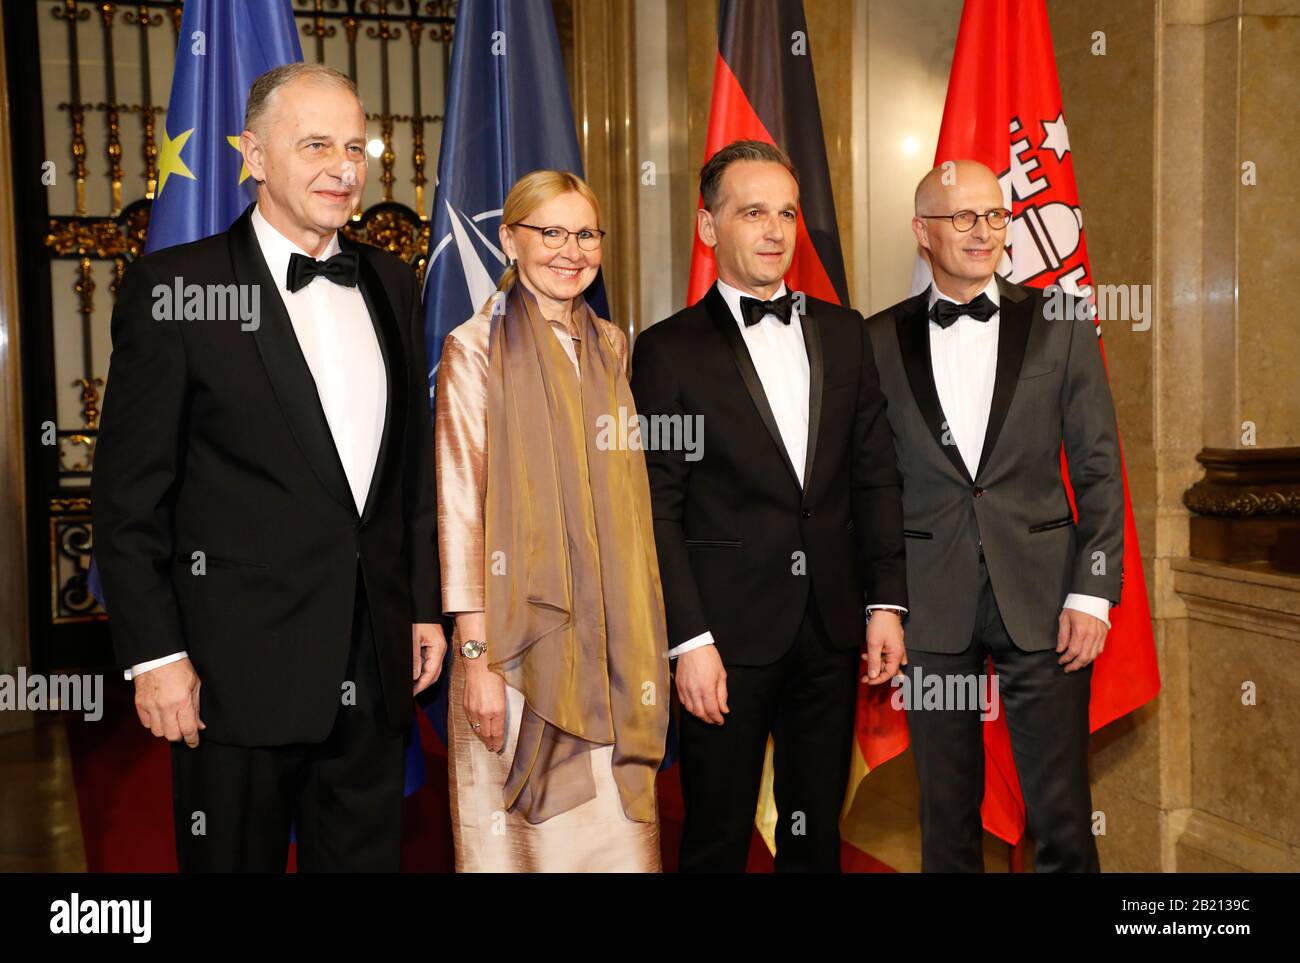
(703, 284), (803, 490)
(895, 289), (972, 485)
(799, 303), (823, 499)
(345, 235), (405, 525)
(227, 205), (355, 517)
(976, 276), (1034, 477)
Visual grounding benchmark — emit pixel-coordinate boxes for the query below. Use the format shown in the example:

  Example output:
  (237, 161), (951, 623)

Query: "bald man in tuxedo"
(863, 160), (1123, 872)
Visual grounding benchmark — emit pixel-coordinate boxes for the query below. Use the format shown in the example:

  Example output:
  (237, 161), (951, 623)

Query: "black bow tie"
(286, 250), (359, 293)
(930, 292), (998, 328)
(739, 292), (794, 327)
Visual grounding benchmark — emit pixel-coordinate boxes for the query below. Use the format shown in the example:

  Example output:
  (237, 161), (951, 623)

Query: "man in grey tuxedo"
(863, 160), (1123, 872)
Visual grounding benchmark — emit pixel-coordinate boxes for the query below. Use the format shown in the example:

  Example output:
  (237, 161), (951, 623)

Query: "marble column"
(1065, 0), (1300, 870)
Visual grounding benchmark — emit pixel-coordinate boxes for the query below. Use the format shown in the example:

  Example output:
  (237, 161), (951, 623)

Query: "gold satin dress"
(434, 302), (662, 873)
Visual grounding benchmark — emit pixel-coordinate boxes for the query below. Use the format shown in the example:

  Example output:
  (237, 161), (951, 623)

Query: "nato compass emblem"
(424, 201), (507, 396)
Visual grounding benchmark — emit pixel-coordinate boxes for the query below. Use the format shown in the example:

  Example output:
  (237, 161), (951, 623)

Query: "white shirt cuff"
(668, 607), (909, 657)
(668, 631), (715, 659)
(124, 651), (188, 681)
(867, 604), (908, 617)
(1063, 593), (1111, 628)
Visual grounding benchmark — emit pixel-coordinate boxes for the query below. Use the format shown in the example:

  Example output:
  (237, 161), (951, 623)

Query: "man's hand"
(675, 644), (729, 725)
(862, 610), (906, 684)
(134, 657), (204, 748)
(412, 622), (448, 695)
(1057, 608), (1107, 672)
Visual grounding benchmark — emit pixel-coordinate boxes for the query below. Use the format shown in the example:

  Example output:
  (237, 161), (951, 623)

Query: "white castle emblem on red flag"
(997, 116), (1090, 297)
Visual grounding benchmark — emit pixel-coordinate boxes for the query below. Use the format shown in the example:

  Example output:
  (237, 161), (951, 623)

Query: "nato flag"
(421, 0), (607, 389)
(419, 0), (608, 747)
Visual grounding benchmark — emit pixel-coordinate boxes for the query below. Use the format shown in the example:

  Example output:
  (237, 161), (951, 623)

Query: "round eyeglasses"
(919, 208), (1012, 232)
(511, 222), (606, 251)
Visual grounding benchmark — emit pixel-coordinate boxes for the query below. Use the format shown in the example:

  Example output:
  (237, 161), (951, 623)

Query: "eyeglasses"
(510, 222), (607, 251)
(918, 208), (1012, 232)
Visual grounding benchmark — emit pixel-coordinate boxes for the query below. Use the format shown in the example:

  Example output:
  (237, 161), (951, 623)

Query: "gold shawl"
(484, 282), (669, 824)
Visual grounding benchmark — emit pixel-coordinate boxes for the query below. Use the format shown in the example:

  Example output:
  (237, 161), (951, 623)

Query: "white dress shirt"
(126, 206), (386, 679)
(928, 278), (1110, 628)
(717, 278), (810, 485)
(253, 205), (386, 513)
(669, 279), (903, 660)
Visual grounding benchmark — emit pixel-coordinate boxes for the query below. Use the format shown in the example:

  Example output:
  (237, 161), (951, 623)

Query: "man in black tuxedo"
(631, 141), (908, 872)
(863, 160), (1123, 871)
(92, 63), (447, 872)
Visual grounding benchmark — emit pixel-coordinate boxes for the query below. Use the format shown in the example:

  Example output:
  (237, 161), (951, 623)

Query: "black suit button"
(801, 509), (812, 518)
(973, 487), (985, 498)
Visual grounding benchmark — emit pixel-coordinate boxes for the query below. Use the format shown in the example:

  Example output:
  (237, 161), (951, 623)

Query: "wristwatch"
(460, 638), (488, 660)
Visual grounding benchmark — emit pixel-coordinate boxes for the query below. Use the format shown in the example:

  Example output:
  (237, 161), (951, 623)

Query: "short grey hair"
(699, 140), (799, 213)
(244, 63), (362, 137)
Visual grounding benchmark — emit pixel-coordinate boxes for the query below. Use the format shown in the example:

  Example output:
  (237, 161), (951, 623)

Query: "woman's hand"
(456, 612), (506, 753)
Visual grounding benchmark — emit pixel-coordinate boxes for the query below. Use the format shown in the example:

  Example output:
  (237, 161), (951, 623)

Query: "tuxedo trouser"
(905, 557), (1099, 873)
(677, 589), (859, 873)
(170, 570), (408, 872)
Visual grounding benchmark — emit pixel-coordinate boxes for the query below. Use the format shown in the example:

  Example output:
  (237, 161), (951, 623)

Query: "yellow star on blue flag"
(226, 135), (252, 185)
(155, 126), (197, 198)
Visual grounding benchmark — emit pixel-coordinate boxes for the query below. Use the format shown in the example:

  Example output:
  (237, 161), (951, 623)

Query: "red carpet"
(65, 678), (894, 872)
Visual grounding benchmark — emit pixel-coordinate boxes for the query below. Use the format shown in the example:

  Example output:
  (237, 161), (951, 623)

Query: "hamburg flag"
(687, 0), (889, 854)
(903, 0), (1162, 846)
(420, 0), (605, 743)
(144, 0), (302, 252)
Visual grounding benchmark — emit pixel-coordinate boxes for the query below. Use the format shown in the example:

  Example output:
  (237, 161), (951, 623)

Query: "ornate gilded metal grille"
(27, 0), (455, 628)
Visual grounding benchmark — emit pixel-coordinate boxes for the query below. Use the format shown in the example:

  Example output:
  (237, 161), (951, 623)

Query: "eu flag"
(90, 0), (301, 606)
(420, 0), (607, 746)
(144, 0), (303, 252)
(121, 1), (430, 799)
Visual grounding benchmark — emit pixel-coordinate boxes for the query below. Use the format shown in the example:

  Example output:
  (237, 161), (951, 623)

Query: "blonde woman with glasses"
(434, 170), (669, 871)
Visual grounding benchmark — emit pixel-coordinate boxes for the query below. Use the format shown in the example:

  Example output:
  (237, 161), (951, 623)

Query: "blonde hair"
(488, 170), (601, 312)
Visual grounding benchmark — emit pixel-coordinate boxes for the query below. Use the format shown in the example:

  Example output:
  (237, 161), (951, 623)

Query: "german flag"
(687, 0), (848, 307)
(687, 0), (907, 864)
